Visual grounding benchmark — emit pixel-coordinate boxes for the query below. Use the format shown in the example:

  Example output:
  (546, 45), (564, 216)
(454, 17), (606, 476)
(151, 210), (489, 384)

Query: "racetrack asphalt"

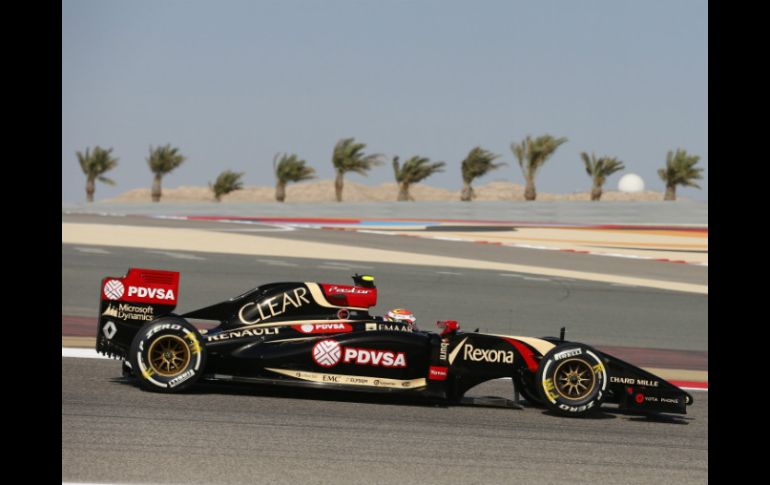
(62, 357), (708, 485)
(62, 244), (707, 351)
(62, 213), (707, 484)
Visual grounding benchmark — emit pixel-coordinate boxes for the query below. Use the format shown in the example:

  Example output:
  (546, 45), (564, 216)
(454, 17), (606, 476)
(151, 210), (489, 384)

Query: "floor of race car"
(62, 357), (707, 485)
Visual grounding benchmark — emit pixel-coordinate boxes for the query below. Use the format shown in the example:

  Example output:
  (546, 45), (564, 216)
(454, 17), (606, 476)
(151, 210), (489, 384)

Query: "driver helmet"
(385, 308), (417, 330)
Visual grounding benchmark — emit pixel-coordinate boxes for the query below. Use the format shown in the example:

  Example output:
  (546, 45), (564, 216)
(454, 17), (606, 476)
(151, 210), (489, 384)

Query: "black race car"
(96, 268), (693, 417)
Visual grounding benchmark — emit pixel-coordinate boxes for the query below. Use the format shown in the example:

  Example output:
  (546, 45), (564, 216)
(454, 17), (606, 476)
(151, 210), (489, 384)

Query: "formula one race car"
(96, 268), (693, 417)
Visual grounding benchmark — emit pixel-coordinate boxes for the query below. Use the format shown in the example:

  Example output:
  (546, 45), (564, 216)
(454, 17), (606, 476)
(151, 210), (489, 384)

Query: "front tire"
(535, 344), (607, 417)
(128, 317), (206, 392)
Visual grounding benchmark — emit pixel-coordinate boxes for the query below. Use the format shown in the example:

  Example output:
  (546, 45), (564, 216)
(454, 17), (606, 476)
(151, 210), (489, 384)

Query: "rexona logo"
(312, 339), (407, 368)
(463, 343), (514, 364)
(293, 323), (352, 334)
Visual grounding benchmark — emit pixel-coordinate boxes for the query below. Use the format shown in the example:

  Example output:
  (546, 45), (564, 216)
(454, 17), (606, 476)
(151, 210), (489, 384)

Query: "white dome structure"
(618, 173), (645, 193)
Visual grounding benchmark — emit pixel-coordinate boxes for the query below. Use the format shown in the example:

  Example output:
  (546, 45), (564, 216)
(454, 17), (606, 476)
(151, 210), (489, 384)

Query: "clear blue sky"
(62, 0), (708, 203)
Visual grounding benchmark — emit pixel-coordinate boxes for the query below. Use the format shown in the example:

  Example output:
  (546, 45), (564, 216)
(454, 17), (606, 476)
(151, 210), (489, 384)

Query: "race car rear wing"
(96, 268), (180, 359)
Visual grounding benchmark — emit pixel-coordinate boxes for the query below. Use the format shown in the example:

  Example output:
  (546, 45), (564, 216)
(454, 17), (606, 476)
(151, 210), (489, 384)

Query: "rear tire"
(128, 317), (206, 393)
(535, 343), (607, 417)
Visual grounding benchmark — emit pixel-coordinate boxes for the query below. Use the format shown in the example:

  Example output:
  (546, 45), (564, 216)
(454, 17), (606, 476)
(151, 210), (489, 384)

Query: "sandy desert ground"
(106, 180), (668, 203)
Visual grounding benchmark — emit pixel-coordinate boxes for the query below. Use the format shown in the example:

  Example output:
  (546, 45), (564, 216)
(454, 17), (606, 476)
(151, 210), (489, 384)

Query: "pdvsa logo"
(295, 323), (352, 334)
(311, 339), (407, 368)
(103, 280), (175, 302)
(103, 280), (125, 300)
(343, 347), (406, 367)
(127, 286), (175, 301)
(313, 340), (342, 367)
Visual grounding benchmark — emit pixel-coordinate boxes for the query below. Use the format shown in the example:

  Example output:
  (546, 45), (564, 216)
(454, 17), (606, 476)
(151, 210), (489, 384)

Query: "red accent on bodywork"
(428, 366), (449, 381)
(320, 284), (377, 308)
(635, 393), (645, 404)
(101, 268), (179, 305)
(501, 338), (540, 372)
(438, 320), (459, 337)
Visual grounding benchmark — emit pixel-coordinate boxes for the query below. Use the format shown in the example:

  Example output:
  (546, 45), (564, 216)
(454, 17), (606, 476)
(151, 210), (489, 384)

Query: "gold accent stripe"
(488, 334), (556, 356)
(265, 368), (427, 389)
(448, 337), (468, 365)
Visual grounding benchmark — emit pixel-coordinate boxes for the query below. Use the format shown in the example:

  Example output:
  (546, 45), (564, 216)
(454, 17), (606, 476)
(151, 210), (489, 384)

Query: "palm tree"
(147, 144), (186, 202)
(392, 155), (446, 201)
(209, 170), (244, 202)
(581, 152), (625, 201)
(460, 147), (504, 201)
(77, 146), (118, 203)
(658, 149), (703, 201)
(511, 134), (568, 201)
(274, 153), (315, 202)
(331, 138), (384, 202)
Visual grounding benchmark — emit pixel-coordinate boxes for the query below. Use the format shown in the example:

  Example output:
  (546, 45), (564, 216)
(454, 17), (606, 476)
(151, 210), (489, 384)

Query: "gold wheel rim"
(553, 358), (596, 401)
(148, 335), (191, 377)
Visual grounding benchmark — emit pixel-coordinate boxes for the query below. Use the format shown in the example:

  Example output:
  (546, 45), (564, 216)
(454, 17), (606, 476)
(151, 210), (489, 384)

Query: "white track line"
(356, 230), (397, 236)
(62, 482), (119, 485)
(321, 261), (375, 269)
(74, 247), (110, 254)
(62, 348), (107, 359)
(146, 250), (205, 260)
(431, 237), (466, 242)
(257, 259), (299, 267)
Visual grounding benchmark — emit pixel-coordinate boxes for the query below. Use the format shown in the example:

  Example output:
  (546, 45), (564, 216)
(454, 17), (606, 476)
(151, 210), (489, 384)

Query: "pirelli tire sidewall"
(535, 344), (608, 417)
(129, 317), (206, 393)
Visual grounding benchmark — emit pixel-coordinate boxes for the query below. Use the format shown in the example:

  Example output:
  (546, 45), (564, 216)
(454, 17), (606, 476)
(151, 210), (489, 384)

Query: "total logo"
(312, 339), (407, 368)
(293, 323), (353, 334)
(102, 280), (175, 302)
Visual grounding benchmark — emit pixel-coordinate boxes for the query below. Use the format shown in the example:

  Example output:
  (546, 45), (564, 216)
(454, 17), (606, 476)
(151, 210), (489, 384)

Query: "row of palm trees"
(77, 136), (703, 203)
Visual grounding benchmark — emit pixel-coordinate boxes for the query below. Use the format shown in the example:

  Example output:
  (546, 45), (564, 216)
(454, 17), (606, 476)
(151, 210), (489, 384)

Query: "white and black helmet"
(385, 308), (417, 330)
